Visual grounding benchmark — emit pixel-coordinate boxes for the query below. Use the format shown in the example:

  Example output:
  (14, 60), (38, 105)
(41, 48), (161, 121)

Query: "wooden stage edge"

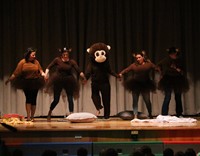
(1, 116), (200, 144)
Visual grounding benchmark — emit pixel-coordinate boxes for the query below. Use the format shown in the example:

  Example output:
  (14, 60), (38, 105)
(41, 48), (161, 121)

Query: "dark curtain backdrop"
(1, 0), (200, 117)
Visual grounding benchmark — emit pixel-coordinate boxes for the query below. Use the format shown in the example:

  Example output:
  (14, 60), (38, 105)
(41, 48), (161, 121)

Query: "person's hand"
(170, 64), (182, 73)
(118, 74), (123, 81)
(41, 72), (45, 77)
(41, 72), (48, 82)
(170, 64), (176, 69)
(44, 69), (49, 81)
(5, 79), (10, 85)
(44, 74), (49, 81)
(176, 68), (181, 73)
(5, 74), (15, 85)
(80, 72), (87, 84)
(80, 72), (86, 79)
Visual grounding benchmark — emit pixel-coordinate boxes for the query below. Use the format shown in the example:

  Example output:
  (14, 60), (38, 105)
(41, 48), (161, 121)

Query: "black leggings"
(23, 89), (39, 105)
(91, 82), (111, 118)
(50, 85), (74, 112)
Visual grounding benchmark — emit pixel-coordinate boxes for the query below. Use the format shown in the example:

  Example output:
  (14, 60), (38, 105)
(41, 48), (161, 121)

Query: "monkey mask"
(87, 42), (111, 63)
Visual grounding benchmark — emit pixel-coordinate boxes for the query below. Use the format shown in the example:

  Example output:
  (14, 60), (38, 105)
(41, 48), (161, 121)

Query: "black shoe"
(104, 116), (110, 119)
(148, 115), (153, 119)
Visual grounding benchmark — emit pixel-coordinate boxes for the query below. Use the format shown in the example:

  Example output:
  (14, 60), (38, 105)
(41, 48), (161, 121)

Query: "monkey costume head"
(87, 42), (111, 63)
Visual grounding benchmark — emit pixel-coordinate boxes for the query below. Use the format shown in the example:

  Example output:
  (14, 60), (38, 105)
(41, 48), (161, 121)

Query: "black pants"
(91, 82), (111, 119)
(161, 89), (183, 116)
(132, 91), (152, 116)
(23, 88), (39, 105)
(50, 84), (74, 113)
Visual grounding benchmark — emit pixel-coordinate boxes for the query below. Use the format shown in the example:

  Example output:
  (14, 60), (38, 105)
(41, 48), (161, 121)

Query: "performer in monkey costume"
(85, 42), (119, 119)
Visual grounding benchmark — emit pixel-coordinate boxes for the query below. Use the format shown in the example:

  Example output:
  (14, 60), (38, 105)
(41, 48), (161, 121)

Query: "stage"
(1, 116), (200, 155)
(1, 116), (200, 142)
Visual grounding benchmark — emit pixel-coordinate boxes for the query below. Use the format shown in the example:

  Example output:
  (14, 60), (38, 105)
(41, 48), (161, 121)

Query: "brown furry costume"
(85, 42), (119, 119)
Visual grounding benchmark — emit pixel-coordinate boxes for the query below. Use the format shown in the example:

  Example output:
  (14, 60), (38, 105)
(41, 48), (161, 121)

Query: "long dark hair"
(132, 50), (151, 65)
(24, 47), (36, 61)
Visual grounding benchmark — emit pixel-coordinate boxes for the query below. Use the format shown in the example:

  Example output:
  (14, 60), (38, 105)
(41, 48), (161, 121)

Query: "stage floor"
(1, 116), (200, 144)
(1, 116), (200, 131)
